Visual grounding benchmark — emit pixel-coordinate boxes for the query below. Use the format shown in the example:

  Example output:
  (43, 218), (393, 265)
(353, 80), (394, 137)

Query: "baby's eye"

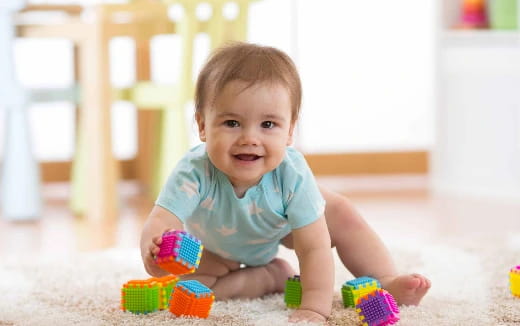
(224, 120), (240, 128)
(261, 121), (275, 129)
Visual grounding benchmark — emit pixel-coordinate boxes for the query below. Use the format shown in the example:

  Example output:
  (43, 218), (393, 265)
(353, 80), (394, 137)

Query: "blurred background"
(0, 0), (519, 255)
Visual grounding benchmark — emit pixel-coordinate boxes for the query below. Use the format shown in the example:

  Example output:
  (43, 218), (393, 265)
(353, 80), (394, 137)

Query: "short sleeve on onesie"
(155, 144), (325, 266)
(155, 145), (208, 222)
(277, 147), (326, 229)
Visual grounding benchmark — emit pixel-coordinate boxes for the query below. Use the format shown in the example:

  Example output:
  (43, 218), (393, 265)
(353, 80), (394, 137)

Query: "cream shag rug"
(1, 237), (520, 326)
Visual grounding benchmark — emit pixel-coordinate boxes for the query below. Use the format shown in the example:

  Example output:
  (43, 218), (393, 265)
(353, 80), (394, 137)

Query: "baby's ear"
(195, 112), (206, 142)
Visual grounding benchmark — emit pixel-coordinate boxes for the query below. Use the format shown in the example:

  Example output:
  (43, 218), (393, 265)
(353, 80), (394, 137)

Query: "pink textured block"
(157, 231), (178, 258)
(155, 230), (203, 275)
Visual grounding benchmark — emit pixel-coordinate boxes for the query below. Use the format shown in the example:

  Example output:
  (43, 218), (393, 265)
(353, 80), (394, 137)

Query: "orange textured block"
(463, 2), (485, 11)
(156, 256), (196, 275)
(169, 280), (214, 319)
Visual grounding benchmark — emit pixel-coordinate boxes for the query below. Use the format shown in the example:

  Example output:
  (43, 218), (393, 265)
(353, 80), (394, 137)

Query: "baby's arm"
(290, 216), (334, 322)
(140, 205), (184, 277)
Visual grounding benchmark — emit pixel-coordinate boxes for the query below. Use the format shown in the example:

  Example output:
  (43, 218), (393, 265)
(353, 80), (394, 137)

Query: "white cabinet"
(431, 0), (520, 200)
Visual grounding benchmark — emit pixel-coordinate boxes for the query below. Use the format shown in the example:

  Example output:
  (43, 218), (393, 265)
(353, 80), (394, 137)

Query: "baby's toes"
(421, 276), (432, 290)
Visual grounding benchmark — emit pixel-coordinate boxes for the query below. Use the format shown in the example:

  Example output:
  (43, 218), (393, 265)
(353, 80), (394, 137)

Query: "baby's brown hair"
(195, 42), (302, 122)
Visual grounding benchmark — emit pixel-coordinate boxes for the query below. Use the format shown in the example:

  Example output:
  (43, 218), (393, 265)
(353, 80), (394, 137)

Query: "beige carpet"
(1, 237), (520, 326)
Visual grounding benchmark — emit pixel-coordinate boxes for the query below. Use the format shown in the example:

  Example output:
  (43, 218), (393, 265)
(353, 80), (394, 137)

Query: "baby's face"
(196, 80), (295, 191)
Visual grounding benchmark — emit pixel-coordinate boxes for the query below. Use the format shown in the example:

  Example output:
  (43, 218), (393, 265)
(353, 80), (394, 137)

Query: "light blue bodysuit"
(156, 144), (325, 266)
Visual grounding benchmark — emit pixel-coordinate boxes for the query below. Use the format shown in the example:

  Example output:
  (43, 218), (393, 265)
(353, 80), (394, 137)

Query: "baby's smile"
(234, 154), (262, 161)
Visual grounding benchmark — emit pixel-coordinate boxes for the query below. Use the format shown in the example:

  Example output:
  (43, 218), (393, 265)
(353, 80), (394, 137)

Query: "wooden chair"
(15, 0), (256, 221)
(16, 1), (173, 221)
(115, 0), (255, 199)
(0, 0), (42, 220)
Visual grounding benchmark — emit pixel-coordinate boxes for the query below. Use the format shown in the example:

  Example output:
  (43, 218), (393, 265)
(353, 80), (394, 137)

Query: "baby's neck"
(228, 175), (264, 198)
(233, 186), (249, 198)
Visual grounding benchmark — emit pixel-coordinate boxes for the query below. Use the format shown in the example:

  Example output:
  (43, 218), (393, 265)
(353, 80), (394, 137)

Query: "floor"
(1, 174), (519, 259)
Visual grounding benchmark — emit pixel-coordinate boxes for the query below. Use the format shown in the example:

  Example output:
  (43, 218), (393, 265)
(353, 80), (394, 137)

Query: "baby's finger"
(152, 235), (162, 245)
(149, 243), (160, 257)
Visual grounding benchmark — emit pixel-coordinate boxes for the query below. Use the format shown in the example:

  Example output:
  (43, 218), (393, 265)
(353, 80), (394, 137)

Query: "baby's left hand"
(289, 309), (326, 324)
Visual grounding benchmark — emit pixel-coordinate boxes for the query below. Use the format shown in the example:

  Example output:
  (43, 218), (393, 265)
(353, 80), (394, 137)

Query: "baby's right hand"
(289, 309), (326, 324)
(143, 234), (170, 277)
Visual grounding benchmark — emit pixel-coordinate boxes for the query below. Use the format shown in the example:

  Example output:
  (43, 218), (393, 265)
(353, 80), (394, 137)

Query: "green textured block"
(149, 275), (179, 310)
(489, 0), (518, 30)
(341, 276), (381, 308)
(284, 275), (302, 308)
(121, 280), (160, 314)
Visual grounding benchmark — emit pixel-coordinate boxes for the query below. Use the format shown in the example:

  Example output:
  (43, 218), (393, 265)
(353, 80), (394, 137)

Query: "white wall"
(433, 52), (520, 200)
(1, 0), (435, 161)
(432, 0), (520, 201)
(296, 1), (435, 153)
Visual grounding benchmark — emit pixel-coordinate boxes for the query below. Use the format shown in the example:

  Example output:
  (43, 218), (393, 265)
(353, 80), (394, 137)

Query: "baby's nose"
(239, 128), (260, 146)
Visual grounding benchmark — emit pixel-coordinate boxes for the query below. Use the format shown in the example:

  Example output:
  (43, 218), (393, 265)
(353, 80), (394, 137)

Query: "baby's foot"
(379, 274), (431, 306)
(265, 258), (296, 293)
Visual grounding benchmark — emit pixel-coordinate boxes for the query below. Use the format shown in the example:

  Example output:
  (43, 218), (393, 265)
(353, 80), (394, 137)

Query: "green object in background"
(489, 0), (518, 30)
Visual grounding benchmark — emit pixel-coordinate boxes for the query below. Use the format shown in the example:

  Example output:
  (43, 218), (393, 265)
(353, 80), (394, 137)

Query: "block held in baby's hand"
(155, 230), (203, 275)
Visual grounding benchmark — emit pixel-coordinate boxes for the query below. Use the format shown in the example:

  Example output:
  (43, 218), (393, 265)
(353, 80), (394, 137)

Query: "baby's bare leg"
(212, 258), (294, 300)
(318, 187), (398, 278)
(181, 250), (294, 300)
(180, 249), (240, 288)
(320, 187), (430, 305)
(282, 186), (430, 305)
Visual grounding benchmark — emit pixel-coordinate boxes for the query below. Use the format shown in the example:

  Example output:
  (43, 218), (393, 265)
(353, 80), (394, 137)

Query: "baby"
(140, 42), (430, 323)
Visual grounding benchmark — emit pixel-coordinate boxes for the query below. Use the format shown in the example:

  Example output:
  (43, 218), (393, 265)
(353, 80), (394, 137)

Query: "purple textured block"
(355, 289), (399, 326)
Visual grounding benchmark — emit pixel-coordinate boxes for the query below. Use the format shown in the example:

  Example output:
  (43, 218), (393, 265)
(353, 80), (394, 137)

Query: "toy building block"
(459, 0), (488, 29)
(148, 275), (179, 310)
(155, 230), (203, 275)
(284, 275), (302, 308)
(169, 280), (215, 318)
(510, 265), (520, 297)
(355, 289), (400, 326)
(342, 276), (381, 308)
(121, 279), (160, 314)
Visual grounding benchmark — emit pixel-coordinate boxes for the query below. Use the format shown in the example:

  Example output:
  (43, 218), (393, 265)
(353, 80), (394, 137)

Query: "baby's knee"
(265, 258), (295, 293)
(325, 196), (369, 247)
(326, 195), (362, 224)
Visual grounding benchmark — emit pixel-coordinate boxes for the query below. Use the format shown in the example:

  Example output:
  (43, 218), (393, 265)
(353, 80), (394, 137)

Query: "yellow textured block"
(510, 266), (520, 297)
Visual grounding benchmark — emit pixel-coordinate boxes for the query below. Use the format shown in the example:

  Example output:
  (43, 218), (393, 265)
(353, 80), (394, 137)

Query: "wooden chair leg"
(152, 103), (189, 198)
(134, 38), (159, 197)
(136, 110), (161, 196)
(70, 43), (86, 215)
(77, 8), (119, 221)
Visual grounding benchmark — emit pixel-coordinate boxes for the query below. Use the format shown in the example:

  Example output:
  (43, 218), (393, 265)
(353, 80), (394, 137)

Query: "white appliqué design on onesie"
(188, 222), (206, 237)
(215, 225), (237, 237)
(200, 197), (215, 210)
(248, 202), (263, 216)
(180, 180), (198, 198)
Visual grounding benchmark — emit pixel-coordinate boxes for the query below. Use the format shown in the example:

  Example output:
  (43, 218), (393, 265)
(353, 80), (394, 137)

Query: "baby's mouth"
(234, 154), (261, 161)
